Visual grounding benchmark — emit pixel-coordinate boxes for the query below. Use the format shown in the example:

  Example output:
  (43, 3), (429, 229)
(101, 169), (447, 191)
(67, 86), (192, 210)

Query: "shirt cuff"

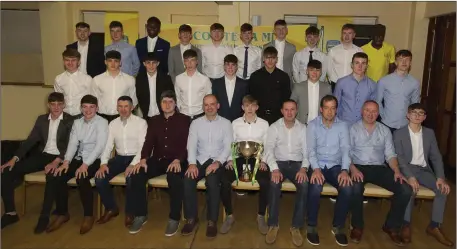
(269, 162), (279, 172)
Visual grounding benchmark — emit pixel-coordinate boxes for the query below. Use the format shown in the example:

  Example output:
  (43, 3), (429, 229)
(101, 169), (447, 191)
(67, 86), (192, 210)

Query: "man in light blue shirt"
(333, 52), (377, 126)
(376, 50), (420, 132)
(104, 21), (140, 76)
(52, 94), (108, 235)
(348, 100), (412, 246)
(306, 95), (352, 246)
(181, 94), (233, 239)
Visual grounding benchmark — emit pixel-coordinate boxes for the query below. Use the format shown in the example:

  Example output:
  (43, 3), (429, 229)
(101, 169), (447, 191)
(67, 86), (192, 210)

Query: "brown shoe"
(181, 218), (199, 236)
(206, 220), (217, 239)
(426, 226), (454, 247)
(125, 214), (134, 228)
(46, 214), (70, 233)
(350, 227), (363, 243)
(96, 209), (119, 224)
(382, 226), (404, 246)
(80, 216), (94, 235)
(400, 224), (411, 243)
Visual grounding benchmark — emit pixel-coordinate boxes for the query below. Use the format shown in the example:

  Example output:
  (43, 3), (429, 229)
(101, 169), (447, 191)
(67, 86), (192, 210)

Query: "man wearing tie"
(234, 23), (262, 80)
(168, 24), (202, 84)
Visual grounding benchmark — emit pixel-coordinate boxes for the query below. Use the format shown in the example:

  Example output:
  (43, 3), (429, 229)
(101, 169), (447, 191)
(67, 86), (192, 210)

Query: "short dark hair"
(352, 52), (368, 63)
(143, 52), (159, 62)
(242, 95), (258, 105)
(183, 49), (198, 59)
(109, 21), (123, 30)
(75, 22), (90, 29)
(147, 16), (161, 27)
(307, 60), (322, 70)
(396, 49), (413, 59)
(210, 23), (224, 32)
(282, 99), (298, 108)
(305, 26), (320, 36)
(274, 19), (287, 27)
(224, 54), (238, 64)
(342, 23), (355, 32)
(160, 90), (177, 103)
(408, 103), (426, 113)
(263, 46), (278, 57)
(373, 24), (386, 36)
(62, 48), (81, 60)
(179, 24), (192, 33)
(118, 95), (133, 104)
(240, 23), (253, 32)
(106, 50), (121, 60)
(81, 94), (98, 106)
(48, 92), (65, 103)
(320, 95), (338, 109)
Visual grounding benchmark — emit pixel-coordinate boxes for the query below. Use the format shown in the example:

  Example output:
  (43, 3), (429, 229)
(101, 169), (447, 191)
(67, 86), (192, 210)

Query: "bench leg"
(418, 200), (424, 212)
(22, 182), (27, 216)
(97, 193), (102, 219)
(156, 188), (161, 201)
(182, 205), (185, 221)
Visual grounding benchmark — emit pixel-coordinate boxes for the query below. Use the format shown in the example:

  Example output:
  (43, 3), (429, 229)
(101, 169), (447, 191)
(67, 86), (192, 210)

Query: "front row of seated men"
(1, 92), (453, 247)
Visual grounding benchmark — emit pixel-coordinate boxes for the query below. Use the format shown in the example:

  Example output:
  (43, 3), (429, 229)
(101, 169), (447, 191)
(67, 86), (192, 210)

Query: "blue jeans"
(307, 165), (352, 229)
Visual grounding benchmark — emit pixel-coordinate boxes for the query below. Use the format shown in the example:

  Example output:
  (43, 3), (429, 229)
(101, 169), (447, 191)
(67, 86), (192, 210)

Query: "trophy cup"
(231, 141), (263, 185)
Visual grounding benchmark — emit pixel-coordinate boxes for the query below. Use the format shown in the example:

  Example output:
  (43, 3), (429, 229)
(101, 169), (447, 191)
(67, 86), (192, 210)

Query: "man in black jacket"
(0, 92), (74, 230)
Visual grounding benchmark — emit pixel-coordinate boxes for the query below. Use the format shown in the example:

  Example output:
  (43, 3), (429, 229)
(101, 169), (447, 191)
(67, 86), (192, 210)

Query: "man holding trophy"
(220, 95), (270, 235)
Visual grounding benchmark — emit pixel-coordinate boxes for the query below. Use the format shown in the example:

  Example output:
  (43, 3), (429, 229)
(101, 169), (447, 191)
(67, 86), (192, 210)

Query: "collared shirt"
(54, 70), (93, 116)
(275, 39), (286, 70)
(292, 46), (327, 83)
(175, 71), (212, 116)
(307, 80), (320, 123)
(147, 72), (160, 117)
(350, 120), (397, 165)
(362, 41), (396, 82)
(187, 115), (233, 165)
(43, 113), (64, 155)
(100, 114), (147, 165)
(65, 115), (109, 165)
(334, 74), (377, 125)
(307, 116), (351, 170)
(77, 40), (89, 75)
(408, 126), (427, 167)
(230, 115), (269, 161)
(234, 44), (262, 79)
(376, 72), (420, 129)
(147, 36), (158, 52)
(225, 76), (236, 106)
(105, 41), (141, 76)
(201, 43), (233, 78)
(327, 43), (363, 82)
(265, 118), (309, 171)
(180, 43), (192, 63)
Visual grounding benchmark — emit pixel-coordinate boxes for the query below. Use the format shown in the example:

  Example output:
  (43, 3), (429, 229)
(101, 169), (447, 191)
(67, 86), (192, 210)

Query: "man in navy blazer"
(135, 17), (170, 76)
(212, 54), (249, 122)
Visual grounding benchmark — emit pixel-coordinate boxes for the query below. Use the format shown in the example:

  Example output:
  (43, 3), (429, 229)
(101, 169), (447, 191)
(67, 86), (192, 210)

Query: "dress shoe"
(382, 226), (404, 246)
(96, 209), (119, 224)
(125, 214), (134, 228)
(206, 220), (217, 239)
(181, 218), (199, 236)
(350, 227), (363, 243)
(400, 224), (411, 243)
(426, 226), (454, 247)
(80, 216), (94, 235)
(1, 214), (19, 229)
(46, 214), (70, 233)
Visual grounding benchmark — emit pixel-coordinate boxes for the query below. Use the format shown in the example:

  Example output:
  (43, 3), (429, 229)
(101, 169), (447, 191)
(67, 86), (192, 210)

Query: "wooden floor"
(1, 184), (456, 249)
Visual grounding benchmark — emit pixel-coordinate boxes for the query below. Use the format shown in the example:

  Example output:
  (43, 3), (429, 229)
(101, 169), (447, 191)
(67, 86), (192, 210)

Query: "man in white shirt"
(54, 48), (93, 119)
(234, 23), (262, 80)
(94, 96), (147, 226)
(327, 23), (363, 91)
(219, 95), (270, 235)
(201, 23), (234, 82)
(292, 26), (327, 83)
(264, 99), (309, 247)
(92, 50), (138, 122)
(175, 49), (212, 120)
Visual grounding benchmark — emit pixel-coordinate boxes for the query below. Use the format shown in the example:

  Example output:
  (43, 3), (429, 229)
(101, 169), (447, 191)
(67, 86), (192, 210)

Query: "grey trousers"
(403, 166), (448, 224)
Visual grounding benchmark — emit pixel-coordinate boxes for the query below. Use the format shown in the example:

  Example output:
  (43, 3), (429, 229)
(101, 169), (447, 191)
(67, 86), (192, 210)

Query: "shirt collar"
(148, 36), (158, 43)
(408, 125), (422, 135)
(180, 43), (191, 48)
(106, 71), (123, 78)
(318, 116), (341, 128)
(147, 71), (157, 79)
(225, 75), (236, 83)
(305, 46), (320, 52)
(280, 117), (299, 127)
(243, 115), (257, 124)
(48, 113), (64, 121)
(65, 70), (79, 77)
(78, 40), (89, 47)
(275, 39), (285, 45)
(308, 80), (319, 86)
(204, 114), (220, 122)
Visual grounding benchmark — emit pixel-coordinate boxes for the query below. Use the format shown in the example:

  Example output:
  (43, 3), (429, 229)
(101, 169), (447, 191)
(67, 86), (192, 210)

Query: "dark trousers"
(1, 152), (56, 213)
(351, 164), (412, 230)
(330, 81), (336, 93)
(95, 155), (134, 212)
(41, 159), (100, 217)
(268, 161), (308, 228)
(98, 113), (120, 123)
(307, 165), (352, 229)
(220, 157), (270, 216)
(183, 159), (222, 222)
(127, 157), (187, 219)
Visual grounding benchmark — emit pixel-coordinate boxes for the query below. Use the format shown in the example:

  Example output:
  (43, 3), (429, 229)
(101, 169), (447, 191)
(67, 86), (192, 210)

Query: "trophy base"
(239, 178), (252, 183)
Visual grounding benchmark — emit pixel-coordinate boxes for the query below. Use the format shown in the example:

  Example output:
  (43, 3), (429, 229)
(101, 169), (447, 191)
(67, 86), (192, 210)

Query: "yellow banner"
(104, 12), (139, 46)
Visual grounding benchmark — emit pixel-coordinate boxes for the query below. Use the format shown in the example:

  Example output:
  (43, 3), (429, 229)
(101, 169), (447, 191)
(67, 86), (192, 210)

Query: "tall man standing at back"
(201, 23), (233, 82)
(234, 23), (262, 80)
(136, 16), (170, 75)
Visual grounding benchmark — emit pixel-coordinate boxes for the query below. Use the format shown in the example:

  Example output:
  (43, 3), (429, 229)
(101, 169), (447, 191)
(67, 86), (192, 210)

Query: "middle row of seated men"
(1, 90), (452, 248)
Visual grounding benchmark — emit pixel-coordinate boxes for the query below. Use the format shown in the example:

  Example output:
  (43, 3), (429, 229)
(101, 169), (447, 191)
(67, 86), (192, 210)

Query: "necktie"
(243, 47), (249, 79)
(309, 51), (314, 62)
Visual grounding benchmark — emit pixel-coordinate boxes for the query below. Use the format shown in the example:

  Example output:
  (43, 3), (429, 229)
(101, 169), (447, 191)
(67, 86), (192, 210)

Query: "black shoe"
(34, 216), (49, 234)
(307, 232), (320, 245)
(334, 232), (348, 246)
(1, 214), (19, 229)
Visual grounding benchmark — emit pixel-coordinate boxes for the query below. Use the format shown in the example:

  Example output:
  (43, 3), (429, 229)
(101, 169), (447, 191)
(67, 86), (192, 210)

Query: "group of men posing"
(0, 16), (453, 248)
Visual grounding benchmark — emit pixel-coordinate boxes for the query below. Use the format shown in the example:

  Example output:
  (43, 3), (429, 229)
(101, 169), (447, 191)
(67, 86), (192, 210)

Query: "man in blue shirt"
(306, 95), (352, 246)
(105, 21), (140, 76)
(181, 94), (233, 238)
(349, 100), (412, 246)
(333, 52), (377, 126)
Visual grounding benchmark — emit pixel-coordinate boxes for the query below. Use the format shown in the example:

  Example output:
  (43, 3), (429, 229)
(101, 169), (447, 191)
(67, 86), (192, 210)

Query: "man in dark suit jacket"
(212, 54), (248, 122)
(0, 92), (74, 231)
(136, 52), (174, 120)
(66, 22), (106, 78)
(136, 17), (170, 76)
